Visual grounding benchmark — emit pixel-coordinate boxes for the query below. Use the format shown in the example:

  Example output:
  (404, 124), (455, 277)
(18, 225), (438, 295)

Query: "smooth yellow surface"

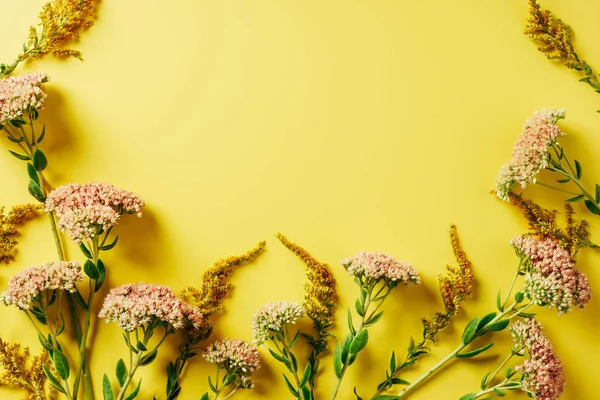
(0, 1), (599, 399)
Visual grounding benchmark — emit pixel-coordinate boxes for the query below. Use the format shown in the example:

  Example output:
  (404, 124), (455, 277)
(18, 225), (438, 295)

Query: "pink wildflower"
(252, 301), (305, 345)
(0, 261), (83, 310)
(0, 73), (48, 126)
(510, 235), (591, 314)
(203, 338), (261, 374)
(341, 251), (420, 285)
(509, 319), (565, 400)
(496, 109), (566, 201)
(99, 283), (203, 332)
(45, 182), (144, 243)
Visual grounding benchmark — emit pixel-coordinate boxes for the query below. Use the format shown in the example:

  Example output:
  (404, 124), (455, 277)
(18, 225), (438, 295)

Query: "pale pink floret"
(99, 283), (203, 332)
(0, 262), (84, 310)
(252, 301), (305, 346)
(203, 338), (261, 373)
(510, 236), (591, 314)
(341, 251), (420, 285)
(496, 109), (566, 201)
(45, 182), (145, 243)
(0, 73), (48, 125)
(510, 319), (565, 400)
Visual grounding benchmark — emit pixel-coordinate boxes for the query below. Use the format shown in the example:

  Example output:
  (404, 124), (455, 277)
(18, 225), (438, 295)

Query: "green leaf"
(494, 388), (505, 397)
(9, 119), (25, 128)
(480, 370), (491, 390)
(124, 379), (142, 400)
(282, 373), (299, 397)
(9, 150), (30, 161)
(32, 149), (47, 171)
(496, 290), (503, 311)
(514, 291), (525, 303)
(459, 394), (477, 400)
(28, 179), (45, 202)
(456, 342), (494, 358)
(79, 242), (93, 259)
(487, 319), (510, 332)
(355, 298), (364, 317)
(477, 312), (497, 330)
(38, 332), (53, 352)
(137, 341), (147, 351)
(556, 177), (571, 183)
(268, 348), (289, 366)
(341, 334), (352, 363)
(53, 349), (70, 380)
(300, 386), (311, 400)
(6, 135), (25, 143)
(56, 317), (65, 336)
(103, 374), (114, 400)
(391, 377), (409, 385)
(289, 328), (301, 348)
(584, 200), (600, 215)
(95, 259), (106, 292)
(347, 309), (355, 336)
(26, 163), (39, 185)
(349, 329), (369, 354)
(207, 375), (217, 393)
(84, 259), (99, 280)
(139, 349), (158, 366)
(407, 336), (415, 353)
(389, 350), (396, 372)
(461, 316), (481, 345)
(37, 125), (46, 143)
(101, 235), (119, 251)
(596, 184), (600, 204)
(333, 343), (343, 378)
(116, 359), (127, 387)
(566, 194), (584, 202)
(73, 289), (88, 310)
(372, 396), (401, 400)
(353, 387), (363, 400)
(200, 394), (209, 400)
(575, 160), (582, 179)
(299, 363), (311, 388)
(365, 310), (384, 327)
(43, 366), (66, 394)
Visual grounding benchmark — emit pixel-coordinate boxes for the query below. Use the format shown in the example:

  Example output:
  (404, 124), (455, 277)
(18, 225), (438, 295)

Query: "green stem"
(281, 325), (305, 400)
(115, 351), (142, 400)
(473, 380), (522, 399)
(483, 350), (518, 390)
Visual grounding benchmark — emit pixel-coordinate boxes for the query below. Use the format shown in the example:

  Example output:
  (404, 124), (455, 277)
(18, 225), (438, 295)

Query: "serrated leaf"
(32, 149), (47, 171)
(333, 343), (342, 378)
(95, 259), (106, 292)
(53, 349), (70, 380)
(349, 329), (369, 354)
(139, 349), (158, 366)
(575, 160), (582, 179)
(101, 235), (119, 251)
(282, 373), (299, 397)
(566, 194), (584, 202)
(43, 366), (66, 394)
(461, 317), (481, 345)
(116, 359), (127, 387)
(84, 259), (99, 280)
(124, 379), (142, 400)
(103, 374), (114, 400)
(488, 319), (510, 332)
(456, 342), (494, 358)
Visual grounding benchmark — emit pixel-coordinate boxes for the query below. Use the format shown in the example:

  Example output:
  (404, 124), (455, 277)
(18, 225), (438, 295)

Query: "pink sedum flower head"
(510, 235), (591, 314)
(495, 109), (566, 201)
(45, 182), (145, 243)
(341, 251), (420, 286)
(509, 319), (565, 400)
(0, 261), (83, 310)
(203, 338), (261, 374)
(252, 301), (305, 346)
(0, 73), (48, 126)
(99, 283), (203, 332)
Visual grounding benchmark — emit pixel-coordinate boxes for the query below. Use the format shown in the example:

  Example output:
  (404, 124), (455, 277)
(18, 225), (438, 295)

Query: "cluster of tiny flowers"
(341, 251), (420, 285)
(495, 109), (566, 201)
(252, 301), (305, 346)
(45, 182), (144, 243)
(98, 283), (203, 332)
(510, 235), (591, 314)
(509, 319), (565, 400)
(0, 73), (48, 126)
(0, 262), (83, 310)
(203, 338), (261, 373)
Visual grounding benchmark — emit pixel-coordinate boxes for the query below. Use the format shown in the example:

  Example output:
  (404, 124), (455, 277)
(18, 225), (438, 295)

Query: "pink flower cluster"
(0, 73), (48, 126)
(509, 319), (565, 400)
(45, 182), (145, 243)
(203, 338), (261, 374)
(0, 261), (83, 310)
(98, 283), (204, 332)
(341, 251), (420, 285)
(495, 109), (566, 201)
(510, 235), (591, 314)
(252, 301), (305, 345)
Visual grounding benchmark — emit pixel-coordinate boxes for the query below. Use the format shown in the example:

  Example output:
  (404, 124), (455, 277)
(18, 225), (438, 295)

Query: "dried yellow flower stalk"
(0, 204), (42, 264)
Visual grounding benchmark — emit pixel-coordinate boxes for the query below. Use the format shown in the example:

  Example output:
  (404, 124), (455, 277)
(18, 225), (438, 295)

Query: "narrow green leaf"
(79, 242), (93, 259)
(136, 341), (147, 351)
(365, 310), (384, 327)
(124, 379), (142, 400)
(477, 312), (497, 330)
(37, 125), (46, 142)
(95, 259), (106, 292)
(101, 235), (119, 251)
(372, 396), (401, 400)
(596, 184), (600, 204)
(139, 349), (158, 366)
(6, 135), (25, 143)
(461, 317), (481, 345)
(407, 336), (415, 353)
(56, 317), (65, 336)
(349, 329), (369, 354)
(389, 350), (396, 372)
(32, 149), (47, 171)
(103, 374), (114, 400)
(300, 386), (312, 400)
(353, 387), (363, 400)
(487, 319), (510, 332)
(391, 378), (409, 385)
(53, 349), (70, 380)
(269, 348), (289, 366)
(282, 373), (299, 397)
(43, 366), (66, 394)
(341, 334), (352, 363)
(9, 150), (30, 160)
(480, 371), (491, 390)
(556, 177), (571, 183)
(458, 394), (477, 400)
(28, 179), (45, 202)
(38, 332), (53, 352)
(584, 200), (600, 215)
(456, 342), (495, 358)
(575, 160), (582, 179)
(566, 194), (584, 202)
(299, 363), (312, 388)
(83, 259), (99, 280)
(73, 289), (88, 310)
(494, 388), (505, 397)
(26, 163), (39, 185)
(496, 290), (503, 311)
(207, 375), (217, 393)
(116, 359), (127, 387)
(200, 393), (209, 400)
(355, 298), (364, 317)
(289, 328), (301, 348)
(333, 343), (342, 378)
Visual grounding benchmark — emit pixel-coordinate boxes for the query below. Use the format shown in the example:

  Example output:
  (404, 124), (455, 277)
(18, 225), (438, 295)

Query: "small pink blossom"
(252, 301), (304, 346)
(99, 283), (203, 332)
(341, 251), (420, 285)
(510, 235), (591, 314)
(0, 73), (48, 125)
(203, 338), (261, 374)
(496, 109), (566, 201)
(0, 261), (84, 310)
(45, 182), (144, 243)
(510, 319), (565, 400)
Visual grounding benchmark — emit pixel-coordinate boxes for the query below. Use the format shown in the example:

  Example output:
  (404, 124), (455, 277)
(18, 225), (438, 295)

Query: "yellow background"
(0, 0), (599, 399)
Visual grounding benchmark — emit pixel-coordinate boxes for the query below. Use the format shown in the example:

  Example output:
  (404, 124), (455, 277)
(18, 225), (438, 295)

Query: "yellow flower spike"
(0, 204), (43, 265)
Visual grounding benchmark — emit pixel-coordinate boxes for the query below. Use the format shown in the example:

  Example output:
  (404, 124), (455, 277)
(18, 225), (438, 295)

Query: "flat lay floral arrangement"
(0, 1), (598, 400)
